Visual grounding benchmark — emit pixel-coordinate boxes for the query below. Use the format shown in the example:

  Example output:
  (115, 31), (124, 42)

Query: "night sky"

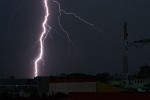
(0, 0), (150, 78)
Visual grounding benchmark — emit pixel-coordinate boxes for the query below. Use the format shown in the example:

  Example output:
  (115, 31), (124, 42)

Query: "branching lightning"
(34, 0), (99, 77)
(52, 0), (97, 42)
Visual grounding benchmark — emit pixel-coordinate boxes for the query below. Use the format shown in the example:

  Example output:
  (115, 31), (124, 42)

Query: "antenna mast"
(123, 23), (128, 87)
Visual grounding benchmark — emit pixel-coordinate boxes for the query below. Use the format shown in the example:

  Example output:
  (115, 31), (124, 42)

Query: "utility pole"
(123, 23), (128, 87)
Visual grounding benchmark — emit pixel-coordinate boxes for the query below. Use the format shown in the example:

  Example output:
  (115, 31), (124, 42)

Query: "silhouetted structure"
(49, 76), (96, 94)
(130, 38), (150, 48)
(0, 76), (49, 97)
(123, 23), (128, 87)
(138, 64), (150, 78)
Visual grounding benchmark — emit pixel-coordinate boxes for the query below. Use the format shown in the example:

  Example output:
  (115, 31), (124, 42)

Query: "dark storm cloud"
(0, 0), (150, 78)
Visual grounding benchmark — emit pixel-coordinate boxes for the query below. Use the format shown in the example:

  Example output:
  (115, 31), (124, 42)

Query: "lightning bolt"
(34, 0), (101, 77)
(52, 0), (97, 42)
(34, 0), (49, 77)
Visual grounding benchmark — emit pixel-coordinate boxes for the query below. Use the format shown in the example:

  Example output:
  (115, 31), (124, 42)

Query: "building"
(138, 64), (150, 78)
(126, 64), (150, 90)
(0, 76), (49, 97)
(49, 76), (96, 94)
(128, 77), (150, 89)
(96, 81), (125, 92)
(0, 78), (36, 97)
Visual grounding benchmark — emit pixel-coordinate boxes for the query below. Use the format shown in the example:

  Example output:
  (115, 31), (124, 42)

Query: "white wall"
(128, 79), (150, 89)
(49, 82), (96, 94)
